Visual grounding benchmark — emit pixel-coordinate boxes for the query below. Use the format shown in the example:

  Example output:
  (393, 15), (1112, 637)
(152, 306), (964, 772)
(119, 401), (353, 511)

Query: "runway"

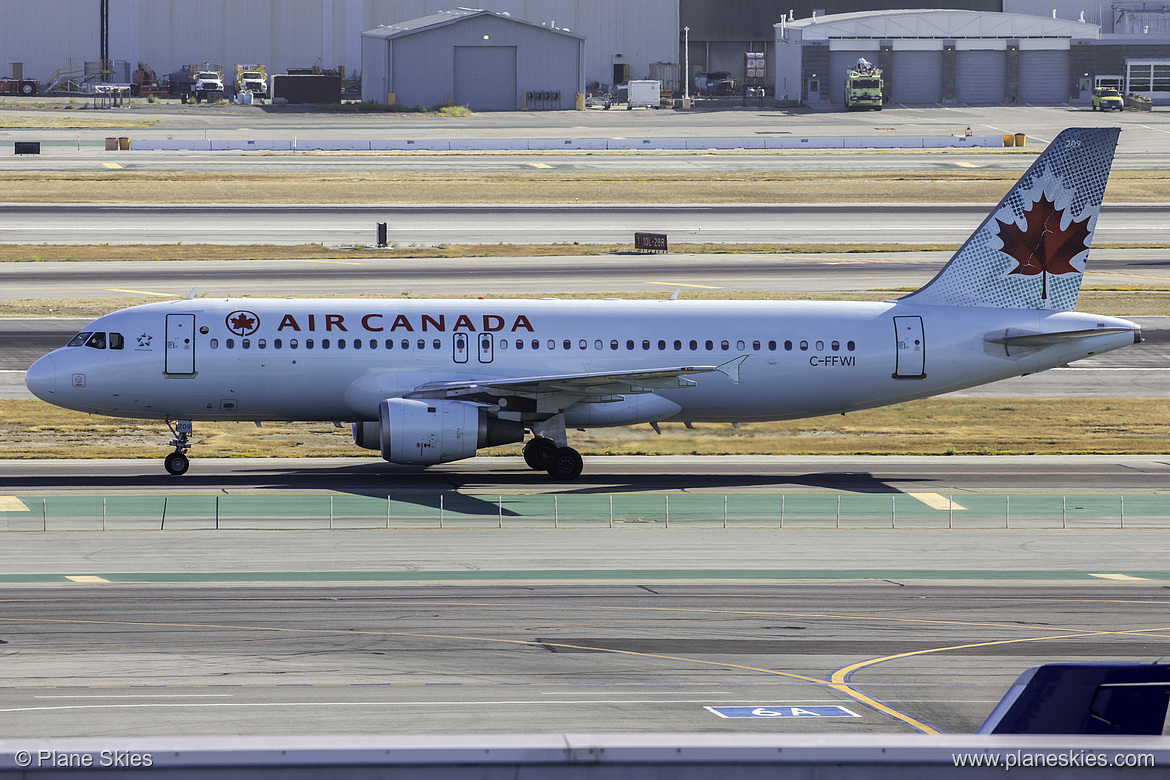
(3, 203), (1168, 245)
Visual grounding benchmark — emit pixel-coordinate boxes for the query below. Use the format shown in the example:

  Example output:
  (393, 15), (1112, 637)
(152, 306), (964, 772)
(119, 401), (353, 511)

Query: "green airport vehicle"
(844, 58), (883, 110)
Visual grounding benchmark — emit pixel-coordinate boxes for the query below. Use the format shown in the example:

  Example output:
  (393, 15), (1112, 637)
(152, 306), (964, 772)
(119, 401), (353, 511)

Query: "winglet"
(716, 355), (748, 384)
(668, 289), (681, 301)
(185, 287), (198, 300)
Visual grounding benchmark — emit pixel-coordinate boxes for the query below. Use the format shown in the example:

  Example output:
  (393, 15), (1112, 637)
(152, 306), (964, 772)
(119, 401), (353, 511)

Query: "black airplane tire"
(164, 452), (190, 476)
(523, 437), (557, 470)
(546, 447), (583, 480)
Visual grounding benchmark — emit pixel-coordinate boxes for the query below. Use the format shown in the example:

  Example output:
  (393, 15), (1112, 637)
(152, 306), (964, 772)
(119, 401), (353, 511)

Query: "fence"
(1, 493), (1167, 532)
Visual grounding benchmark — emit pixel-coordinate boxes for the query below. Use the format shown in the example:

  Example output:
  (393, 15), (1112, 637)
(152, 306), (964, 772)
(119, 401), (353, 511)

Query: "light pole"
(683, 26), (690, 102)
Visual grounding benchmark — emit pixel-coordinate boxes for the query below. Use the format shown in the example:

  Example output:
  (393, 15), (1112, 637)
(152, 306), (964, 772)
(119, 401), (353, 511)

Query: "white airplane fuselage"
(26, 297), (1139, 425)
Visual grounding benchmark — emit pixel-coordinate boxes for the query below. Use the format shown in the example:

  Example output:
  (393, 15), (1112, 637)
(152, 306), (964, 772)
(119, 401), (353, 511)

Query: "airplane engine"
(369, 398), (523, 465)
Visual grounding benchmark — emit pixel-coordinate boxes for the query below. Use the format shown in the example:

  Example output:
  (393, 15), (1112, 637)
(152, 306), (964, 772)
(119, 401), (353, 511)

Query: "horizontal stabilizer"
(985, 327), (1135, 347)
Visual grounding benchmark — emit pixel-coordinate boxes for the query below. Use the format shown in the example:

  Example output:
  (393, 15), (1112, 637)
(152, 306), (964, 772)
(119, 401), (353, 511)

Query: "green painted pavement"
(1, 570), (1168, 583)
(3, 492), (1169, 532)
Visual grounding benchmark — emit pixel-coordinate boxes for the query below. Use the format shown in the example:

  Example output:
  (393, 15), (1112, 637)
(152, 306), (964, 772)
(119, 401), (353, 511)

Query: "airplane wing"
(407, 356), (747, 407)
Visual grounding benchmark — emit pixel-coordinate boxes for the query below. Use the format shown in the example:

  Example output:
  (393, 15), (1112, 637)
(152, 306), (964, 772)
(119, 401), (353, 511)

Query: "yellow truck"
(234, 65), (267, 103)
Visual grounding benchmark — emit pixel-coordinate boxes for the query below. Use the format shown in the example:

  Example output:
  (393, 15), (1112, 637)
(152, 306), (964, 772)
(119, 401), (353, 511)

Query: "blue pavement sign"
(706, 705), (859, 719)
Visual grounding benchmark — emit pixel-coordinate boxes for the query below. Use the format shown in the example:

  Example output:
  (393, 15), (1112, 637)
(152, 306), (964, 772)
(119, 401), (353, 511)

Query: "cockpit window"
(67, 332), (93, 347)
(85, 332), (107, 349)
(109, 332), (124, 350)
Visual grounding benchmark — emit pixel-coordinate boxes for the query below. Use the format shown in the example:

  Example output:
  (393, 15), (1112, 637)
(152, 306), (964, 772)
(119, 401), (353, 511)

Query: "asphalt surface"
(0, 579), (1166, 738)
(3, 203), (1167, 246)
(2, 454), (1170, 495)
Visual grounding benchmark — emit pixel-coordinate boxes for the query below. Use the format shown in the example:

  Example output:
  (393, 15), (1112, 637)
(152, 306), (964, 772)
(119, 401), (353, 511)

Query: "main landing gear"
(523, 436), (584, 480)
(164, 420), (193, 475)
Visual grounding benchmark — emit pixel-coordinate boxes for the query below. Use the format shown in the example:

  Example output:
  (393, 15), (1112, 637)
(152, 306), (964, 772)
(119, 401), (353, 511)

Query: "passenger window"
(306, 339), (314, 349)
(531, 339), (539, 350)
(594, 340), (603, 350)
(784, 340), (792, 351)
(369, 339), (377, 349)
(515, 339), (524, 350)
(563, 340), (571, 350)
(657, 340), (665, 350)
(768, 340), (776, 351)
(752, 340), (760, 351)
(290, 339), (298, 349)
(721, 340), (729, 351)
(68, 332), (93, 347)
(85, 332), (106, 349)
(705, 340), (713, 351)
(847, 341), (856, 351)
(578, 339), (586, 350)
(417, 339), (425, 350)
(799, 340), (808, 351)
(816, 340), (824, 351)
(689, 340), (697, 350)
(626, 340), (634, 350)
(434, 339), (442, 350)
(321, 339), (329, 349)
(610, 340), (619, 350)
(385, 339), (393, 349)
(831, 341), (839, 351)
(274, 339), (282, 349)
(210, 338), (219, 349)
(109, 332), (124, 350)
(258, 339), (266, 349)
(226, 338), (235, 349)
(242, 339), (250, 349)
(401, 339), (409, 349)
(337, 339), (345, 349)
(499, 339), (508, 350)
(642, 340), (650, 350)
(674, 340), (681, 350)
(355, 339), (362, 349)
(550, 340), (557, 350)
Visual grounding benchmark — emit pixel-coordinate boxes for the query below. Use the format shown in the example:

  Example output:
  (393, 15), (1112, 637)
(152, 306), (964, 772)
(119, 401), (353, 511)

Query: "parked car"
(1091, 87), (1124, 111)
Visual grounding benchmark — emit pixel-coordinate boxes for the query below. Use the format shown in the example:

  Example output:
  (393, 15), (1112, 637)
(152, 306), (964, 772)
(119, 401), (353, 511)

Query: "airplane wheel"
(523, 437), (557, 470)
(546, 447), (583, 480)
(164, 452), (190, 476)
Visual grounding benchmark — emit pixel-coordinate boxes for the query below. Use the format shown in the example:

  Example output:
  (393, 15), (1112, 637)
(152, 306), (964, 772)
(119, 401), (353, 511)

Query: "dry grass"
(0, 398), (1165, 459)
(1, 169), (1167, 205)
(0, 115), (154, 129)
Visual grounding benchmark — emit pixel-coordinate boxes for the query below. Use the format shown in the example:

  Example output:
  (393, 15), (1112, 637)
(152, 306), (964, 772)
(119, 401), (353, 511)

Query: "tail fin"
(901, 127), (1119, 311)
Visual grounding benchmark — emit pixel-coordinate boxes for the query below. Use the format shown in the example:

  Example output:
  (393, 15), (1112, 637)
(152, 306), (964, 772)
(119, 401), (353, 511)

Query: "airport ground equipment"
(844, 58), (883, 110)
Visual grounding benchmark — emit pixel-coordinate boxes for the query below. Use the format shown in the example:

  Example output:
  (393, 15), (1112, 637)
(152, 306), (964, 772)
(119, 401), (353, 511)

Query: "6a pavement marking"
(0, 496), (28, 512)
(907, 493), (967, 511)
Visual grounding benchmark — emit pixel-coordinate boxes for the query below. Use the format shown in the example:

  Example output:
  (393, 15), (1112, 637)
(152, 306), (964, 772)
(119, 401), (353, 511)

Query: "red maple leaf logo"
(226, 310), (259, 335)
(996, 193), (1091, 300)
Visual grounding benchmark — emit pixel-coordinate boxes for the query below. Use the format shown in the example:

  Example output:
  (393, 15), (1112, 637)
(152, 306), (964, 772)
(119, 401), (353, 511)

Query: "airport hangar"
(359, 9), (585, 110)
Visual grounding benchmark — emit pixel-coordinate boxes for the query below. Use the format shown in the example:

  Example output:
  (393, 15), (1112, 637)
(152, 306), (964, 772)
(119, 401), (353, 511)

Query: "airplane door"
(165, 314), (196, 375)
(893, 316), (925, 379)
(477, 333), (494, 363)
(453, 333), (469, 363)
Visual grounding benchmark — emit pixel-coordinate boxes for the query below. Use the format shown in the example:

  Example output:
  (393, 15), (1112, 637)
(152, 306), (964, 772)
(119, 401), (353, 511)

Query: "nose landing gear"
(164, 420), (193, 475)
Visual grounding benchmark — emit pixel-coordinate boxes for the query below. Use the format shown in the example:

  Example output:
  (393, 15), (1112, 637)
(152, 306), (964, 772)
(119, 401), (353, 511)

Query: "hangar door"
(956, 50), (1005, 104)
(1019, 50), (1069, 104)
(891, 51), (942, 104)
(830, 50), (875, 104)
(454, 46), (517, 110)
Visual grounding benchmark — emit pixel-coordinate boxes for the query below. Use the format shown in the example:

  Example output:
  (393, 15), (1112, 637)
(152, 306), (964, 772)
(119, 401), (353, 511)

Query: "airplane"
(25, 126), (1140, 480)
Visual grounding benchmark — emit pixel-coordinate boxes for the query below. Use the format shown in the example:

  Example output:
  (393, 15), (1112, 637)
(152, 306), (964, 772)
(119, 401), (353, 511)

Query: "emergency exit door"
(165, 314), (196, 375)
(893, 316), (925, 378)
(477, 333), (494, 363)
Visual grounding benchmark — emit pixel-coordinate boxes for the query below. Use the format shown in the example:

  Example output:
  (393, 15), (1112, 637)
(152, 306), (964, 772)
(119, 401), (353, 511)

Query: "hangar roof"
(363, 7), (584, 41)
(780, 9), (1100, 39)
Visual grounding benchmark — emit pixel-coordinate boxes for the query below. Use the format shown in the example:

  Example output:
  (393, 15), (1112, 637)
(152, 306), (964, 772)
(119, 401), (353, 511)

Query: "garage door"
(830, 50), (875, 105)
(1019, 50), (1069, 104)
(956, 50), (1005, 104)
(891, 51), (942, 104)
(454, 46), (517, 111)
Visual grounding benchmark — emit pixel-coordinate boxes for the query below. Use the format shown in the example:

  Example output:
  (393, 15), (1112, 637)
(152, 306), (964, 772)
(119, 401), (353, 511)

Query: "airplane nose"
(25, 354), (56, 400)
